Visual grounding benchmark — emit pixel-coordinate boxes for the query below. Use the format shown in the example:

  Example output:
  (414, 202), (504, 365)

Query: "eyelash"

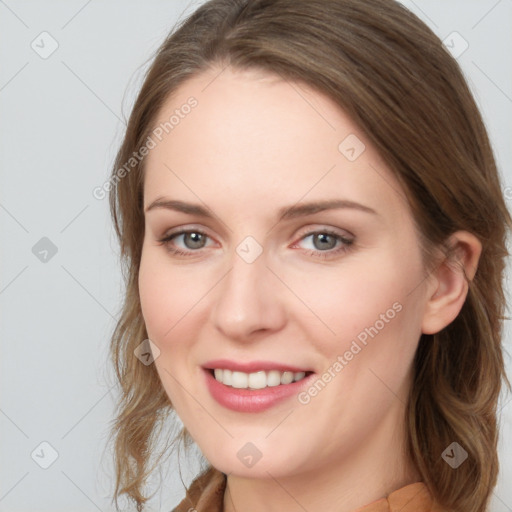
(157, 228), (354, 260)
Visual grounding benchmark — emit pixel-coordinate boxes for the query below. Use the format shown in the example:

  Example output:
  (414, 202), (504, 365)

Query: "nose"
(211, 247), (287, 342)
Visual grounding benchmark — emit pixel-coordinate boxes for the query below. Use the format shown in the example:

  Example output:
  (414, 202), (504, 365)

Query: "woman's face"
(139, 66), (432, 479)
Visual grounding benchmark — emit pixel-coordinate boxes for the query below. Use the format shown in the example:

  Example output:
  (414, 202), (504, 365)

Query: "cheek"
(138, 249), (206, 407)
(322, 250), (425, 397)
(138, 246), (221, 357)
(138, 253), (168, 340)
(284, 249), (426, 407)
(138, 248), (196, 341)
(283, 250), (421, 348)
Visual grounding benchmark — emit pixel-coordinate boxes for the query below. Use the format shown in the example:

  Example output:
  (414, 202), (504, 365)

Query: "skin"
(138, 65), (481, 512)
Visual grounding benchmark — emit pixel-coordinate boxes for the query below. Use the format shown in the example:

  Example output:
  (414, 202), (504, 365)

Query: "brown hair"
(107, 0), (511, 510)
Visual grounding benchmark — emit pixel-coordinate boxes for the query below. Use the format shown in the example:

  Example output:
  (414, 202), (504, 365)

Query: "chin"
(199, 438), (307, 479)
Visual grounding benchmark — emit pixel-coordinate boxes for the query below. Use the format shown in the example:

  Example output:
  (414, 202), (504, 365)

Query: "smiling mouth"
(208, 368), (313, 390)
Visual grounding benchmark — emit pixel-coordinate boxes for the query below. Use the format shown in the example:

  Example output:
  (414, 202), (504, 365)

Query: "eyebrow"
(144, 198), (378, 220)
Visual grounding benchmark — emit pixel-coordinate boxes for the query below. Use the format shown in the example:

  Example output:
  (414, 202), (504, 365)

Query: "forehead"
(143, 66), (408, 220)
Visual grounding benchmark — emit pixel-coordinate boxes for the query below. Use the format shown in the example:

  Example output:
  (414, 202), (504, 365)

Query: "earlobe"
(421, 231), (482, 335)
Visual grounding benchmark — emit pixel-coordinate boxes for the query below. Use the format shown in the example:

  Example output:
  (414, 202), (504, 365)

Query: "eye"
(157, 229), (214, 256)
(293, 229), (354, 259)
(157, 227), (354, 259)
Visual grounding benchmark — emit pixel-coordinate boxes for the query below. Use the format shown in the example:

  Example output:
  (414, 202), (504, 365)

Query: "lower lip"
(204, 369), (313, 413)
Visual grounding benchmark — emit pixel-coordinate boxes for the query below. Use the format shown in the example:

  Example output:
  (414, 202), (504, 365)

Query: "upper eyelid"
(162, 223), (353, 238)
(161, 225), (214, 239)
(163, 223), (354, 238)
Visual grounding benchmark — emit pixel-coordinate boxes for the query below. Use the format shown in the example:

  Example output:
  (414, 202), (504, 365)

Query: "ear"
(421, 231), (482, 335)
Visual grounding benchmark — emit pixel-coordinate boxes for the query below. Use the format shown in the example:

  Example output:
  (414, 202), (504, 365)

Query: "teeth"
(223, 369), (232, 386)
(232, 371), (248, 388)
(248, 371), (266, 390)
(281, 371), (294, 385)
(212, 369), (308, 389)
(267, 370), (281, 387)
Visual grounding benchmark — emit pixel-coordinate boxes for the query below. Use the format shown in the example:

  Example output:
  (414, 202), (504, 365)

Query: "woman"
(107, 1), (511, 511)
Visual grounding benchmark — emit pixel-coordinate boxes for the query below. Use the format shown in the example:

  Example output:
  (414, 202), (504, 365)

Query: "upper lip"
(203, 359), (312, 373)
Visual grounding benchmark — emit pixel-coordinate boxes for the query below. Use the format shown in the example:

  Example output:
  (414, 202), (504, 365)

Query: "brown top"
(173, 466), (446, 511)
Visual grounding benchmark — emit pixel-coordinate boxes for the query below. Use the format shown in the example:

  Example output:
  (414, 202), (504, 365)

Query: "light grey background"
(1, 1), (511, 511)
